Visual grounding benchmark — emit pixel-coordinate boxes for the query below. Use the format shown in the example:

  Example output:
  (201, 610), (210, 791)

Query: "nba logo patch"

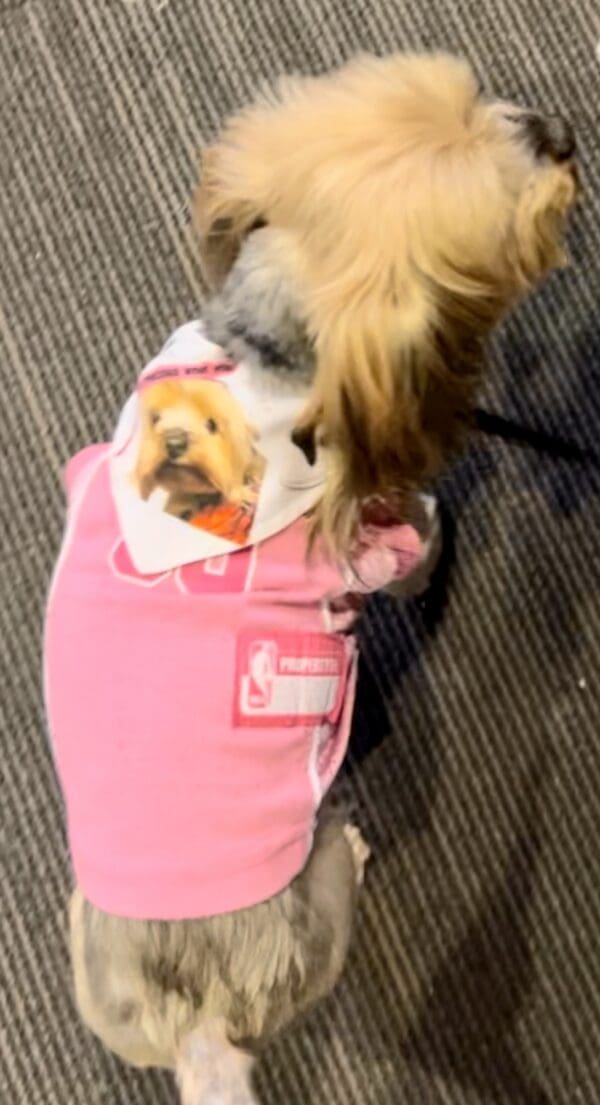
(234, 628), (350, 727)
(246, 640), (278, 709)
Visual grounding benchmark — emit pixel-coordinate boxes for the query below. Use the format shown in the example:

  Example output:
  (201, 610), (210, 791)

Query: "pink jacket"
(44, 323), (422, 920)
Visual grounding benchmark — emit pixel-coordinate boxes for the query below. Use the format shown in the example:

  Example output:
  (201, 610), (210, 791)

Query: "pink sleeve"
(64, 444), (109, 503)
(347, 523), (423, 593)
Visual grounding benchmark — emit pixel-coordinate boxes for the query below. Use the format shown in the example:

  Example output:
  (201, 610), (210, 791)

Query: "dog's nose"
(525, 112), (576, 162)
(165, 429), (188, 461)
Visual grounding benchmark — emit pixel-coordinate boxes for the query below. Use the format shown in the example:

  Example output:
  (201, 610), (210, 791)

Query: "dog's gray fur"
(71, 818), (363, 1085)
(203, 228), (315, 383)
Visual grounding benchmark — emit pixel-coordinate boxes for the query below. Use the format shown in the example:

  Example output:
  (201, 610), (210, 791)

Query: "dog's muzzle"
(165, 429), (188, 461)
(524, 112), (576, 162)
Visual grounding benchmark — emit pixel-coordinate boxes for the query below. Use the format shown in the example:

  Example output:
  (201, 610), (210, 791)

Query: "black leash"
(473, 407), (597, 465)
(415, 408), (597, 634)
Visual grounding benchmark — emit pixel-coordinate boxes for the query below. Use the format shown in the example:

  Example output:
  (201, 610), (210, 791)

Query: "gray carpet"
(2, 2), (599, 1103)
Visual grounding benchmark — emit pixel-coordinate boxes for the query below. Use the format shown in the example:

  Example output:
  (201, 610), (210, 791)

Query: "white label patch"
(234, 629), (349, 727)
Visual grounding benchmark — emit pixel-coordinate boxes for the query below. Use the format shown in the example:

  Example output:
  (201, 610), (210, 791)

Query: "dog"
(197, 52), (578, 555)
(47, 53), (577, 1105)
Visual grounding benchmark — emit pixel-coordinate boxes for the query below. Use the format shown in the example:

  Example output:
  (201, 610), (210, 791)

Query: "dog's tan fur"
(71, 52), (577, 1104)
(195, 52), (577, 555)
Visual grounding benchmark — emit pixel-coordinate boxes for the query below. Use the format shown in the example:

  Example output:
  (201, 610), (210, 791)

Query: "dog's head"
(193, 53), (578, 554)
(135, 378), (259, 506)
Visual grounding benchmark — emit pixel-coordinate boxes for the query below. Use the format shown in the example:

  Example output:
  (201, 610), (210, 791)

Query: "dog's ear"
(303, 278), (480, 555)
(192, 145), (265, 290)
(514, 165), (578, 285)
(291, 422), (318, 466)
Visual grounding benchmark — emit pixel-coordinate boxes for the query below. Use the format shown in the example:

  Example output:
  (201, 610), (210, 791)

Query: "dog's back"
(70, 820), (363, 1098)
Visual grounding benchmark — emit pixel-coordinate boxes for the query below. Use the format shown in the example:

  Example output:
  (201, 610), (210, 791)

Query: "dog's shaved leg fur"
(173, 817), (366, 1105)
(70, 818), (362, 1076)
(177, 1023), (257, 1105)
(173, 817), (364, 1105)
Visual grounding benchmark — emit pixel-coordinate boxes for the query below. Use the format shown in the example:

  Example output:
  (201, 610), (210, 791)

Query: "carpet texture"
(1, 2), (599, 1103)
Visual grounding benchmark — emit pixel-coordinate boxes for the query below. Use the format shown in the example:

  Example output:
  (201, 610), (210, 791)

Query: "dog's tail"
(177, 1022), (258, 1105)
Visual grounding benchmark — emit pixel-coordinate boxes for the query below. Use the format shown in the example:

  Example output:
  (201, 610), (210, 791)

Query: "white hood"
(109, 321), (325, 574)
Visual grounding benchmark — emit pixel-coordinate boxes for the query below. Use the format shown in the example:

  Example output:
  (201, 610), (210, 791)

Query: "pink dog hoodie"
(44, 322), (423, 920)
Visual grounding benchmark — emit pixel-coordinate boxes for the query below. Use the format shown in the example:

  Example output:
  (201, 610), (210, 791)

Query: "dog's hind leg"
(289, 817), (367, 1008)
(70, 888), (180, 1068)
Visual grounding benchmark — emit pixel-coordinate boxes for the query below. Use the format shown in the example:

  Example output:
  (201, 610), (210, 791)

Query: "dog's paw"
(343, 824), (370, 885)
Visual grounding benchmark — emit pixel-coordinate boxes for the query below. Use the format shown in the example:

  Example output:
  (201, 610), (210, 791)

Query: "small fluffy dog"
(49, 53), (577, 1105)
(198, 53), (577, 554)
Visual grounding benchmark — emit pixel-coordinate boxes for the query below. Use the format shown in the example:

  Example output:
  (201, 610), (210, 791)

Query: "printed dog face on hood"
(134, 377), (264, 524)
